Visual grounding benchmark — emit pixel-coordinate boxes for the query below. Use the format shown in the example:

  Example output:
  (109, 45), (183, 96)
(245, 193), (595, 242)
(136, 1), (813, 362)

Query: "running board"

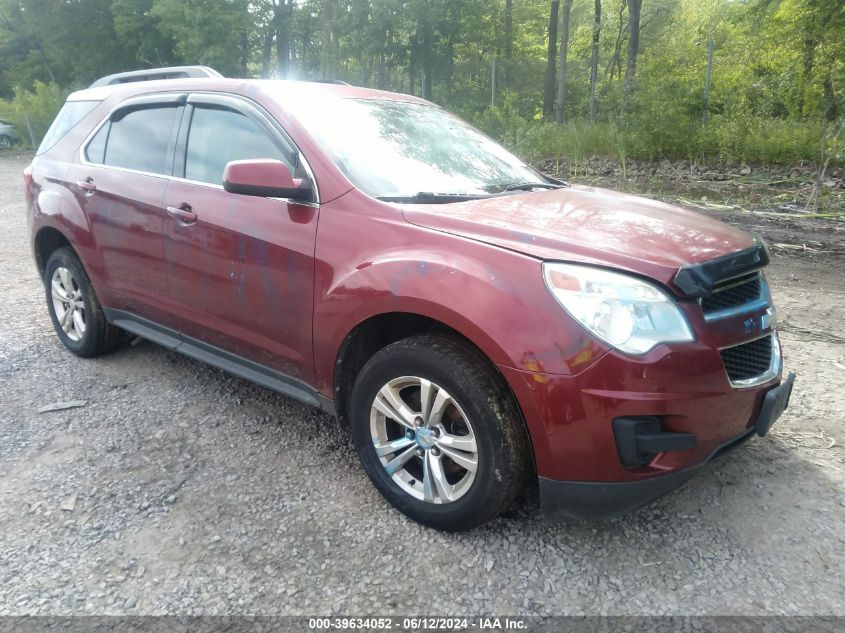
(103, 309), (333, 414)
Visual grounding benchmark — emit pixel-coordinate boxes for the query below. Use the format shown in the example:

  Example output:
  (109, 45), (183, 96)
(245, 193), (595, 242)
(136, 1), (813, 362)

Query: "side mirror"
(222, 159), (312, 201)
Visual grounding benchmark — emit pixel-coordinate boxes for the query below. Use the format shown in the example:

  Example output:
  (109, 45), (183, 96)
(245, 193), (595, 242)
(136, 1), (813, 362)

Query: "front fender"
(312, 201), (608, 398)
(320, 249), (528, 375)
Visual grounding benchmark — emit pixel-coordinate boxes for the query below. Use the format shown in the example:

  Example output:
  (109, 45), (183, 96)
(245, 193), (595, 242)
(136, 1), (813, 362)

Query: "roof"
(67, 78), (430, 107)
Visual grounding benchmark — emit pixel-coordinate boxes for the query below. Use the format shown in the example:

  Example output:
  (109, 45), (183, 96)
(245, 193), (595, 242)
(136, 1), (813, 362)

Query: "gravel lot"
(1, 152), (843, 616)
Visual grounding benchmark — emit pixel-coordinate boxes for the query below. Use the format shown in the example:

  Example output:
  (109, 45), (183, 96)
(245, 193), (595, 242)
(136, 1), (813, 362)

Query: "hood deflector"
(673, 235), (769, 299)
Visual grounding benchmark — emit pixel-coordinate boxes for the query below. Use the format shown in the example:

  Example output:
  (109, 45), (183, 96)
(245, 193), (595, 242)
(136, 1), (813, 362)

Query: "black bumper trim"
(539, 428), (755, 522)
(612, 416), (696, 468)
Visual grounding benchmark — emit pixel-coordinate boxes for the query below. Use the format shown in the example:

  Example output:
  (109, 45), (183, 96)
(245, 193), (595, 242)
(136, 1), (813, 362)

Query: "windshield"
(284, 97), (546, 199)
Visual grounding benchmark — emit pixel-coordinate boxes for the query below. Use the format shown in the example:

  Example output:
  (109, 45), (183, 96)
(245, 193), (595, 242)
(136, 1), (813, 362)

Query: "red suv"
(26, 67), (794, 531)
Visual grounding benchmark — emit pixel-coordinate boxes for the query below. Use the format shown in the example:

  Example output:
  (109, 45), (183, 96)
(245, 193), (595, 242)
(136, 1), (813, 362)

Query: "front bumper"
(538, 372), (795, 521)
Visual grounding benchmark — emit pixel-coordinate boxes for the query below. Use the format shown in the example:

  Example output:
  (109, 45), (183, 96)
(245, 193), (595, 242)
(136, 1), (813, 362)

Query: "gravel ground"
(0, 152), (843, 616)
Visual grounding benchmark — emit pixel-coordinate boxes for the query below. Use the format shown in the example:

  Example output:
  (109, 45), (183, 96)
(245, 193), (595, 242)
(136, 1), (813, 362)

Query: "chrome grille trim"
(719, 333), (781, 388)
(702, 274), (770, 322)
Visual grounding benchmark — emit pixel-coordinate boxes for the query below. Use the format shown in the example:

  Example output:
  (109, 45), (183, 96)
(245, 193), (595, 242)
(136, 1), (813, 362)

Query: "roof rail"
(308, 79), (351, 86)
(89, 66), (223, 89)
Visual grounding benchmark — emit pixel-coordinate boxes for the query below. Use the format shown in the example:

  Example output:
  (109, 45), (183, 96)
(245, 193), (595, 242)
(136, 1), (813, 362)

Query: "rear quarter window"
(103, 105), (179, 175)
(36, 100), (99, 155)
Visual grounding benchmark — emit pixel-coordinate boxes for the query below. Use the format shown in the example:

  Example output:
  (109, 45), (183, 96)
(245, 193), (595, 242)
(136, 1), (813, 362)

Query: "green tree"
(111, 0), (175, 67)
(150, 0), (252, 76)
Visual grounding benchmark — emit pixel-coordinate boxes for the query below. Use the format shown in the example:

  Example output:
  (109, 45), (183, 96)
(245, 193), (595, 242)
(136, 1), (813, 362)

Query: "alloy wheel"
(369, 376), (479, 504)
(50, 267), (86, 342)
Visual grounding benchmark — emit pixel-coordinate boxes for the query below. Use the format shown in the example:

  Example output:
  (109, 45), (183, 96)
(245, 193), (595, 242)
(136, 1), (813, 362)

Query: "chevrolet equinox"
(25, 67), (795, 531)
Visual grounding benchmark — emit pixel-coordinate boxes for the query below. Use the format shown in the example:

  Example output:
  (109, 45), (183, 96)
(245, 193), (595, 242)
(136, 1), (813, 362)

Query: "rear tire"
(44, 247), (121, 357)
(0, 134), (11, 149)
(350, 334), (529, 531)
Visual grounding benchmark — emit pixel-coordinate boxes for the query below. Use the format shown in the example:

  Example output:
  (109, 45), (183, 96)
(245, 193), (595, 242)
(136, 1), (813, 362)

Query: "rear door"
(66, 94), (184, 326)
(162, 93), (319, 383)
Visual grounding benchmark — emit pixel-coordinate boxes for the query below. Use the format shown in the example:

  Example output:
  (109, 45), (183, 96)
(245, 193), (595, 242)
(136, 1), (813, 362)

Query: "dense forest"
(0, 0), (843, 166)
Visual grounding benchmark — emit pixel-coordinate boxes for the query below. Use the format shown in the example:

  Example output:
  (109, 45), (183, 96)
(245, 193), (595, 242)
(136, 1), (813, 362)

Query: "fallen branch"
(37, 400), (87, 414)
(779, 321), (845, 344)
(771, 243), (830, 253)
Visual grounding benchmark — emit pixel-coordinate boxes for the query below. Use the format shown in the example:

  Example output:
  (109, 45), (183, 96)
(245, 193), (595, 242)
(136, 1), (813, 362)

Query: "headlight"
(543, 263), (694, 355)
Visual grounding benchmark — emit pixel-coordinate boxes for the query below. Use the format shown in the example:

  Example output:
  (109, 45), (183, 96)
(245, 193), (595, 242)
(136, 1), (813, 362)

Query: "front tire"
(44, 247), (121, 357)
(350, 334), (529, 531)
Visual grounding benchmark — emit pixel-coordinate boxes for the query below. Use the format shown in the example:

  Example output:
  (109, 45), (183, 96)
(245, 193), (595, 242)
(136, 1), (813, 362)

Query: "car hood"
(401, 185), (756, 290)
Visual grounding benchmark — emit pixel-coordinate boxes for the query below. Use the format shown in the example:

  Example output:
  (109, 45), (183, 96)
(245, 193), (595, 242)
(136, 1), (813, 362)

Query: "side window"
(184, 106), (293, 185)
(104, 105), (179, 175)
(85, 123), (109, 164)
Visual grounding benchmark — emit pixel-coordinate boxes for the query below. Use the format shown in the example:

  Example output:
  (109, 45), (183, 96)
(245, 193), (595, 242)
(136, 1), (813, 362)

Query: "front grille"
(701, 273), (762, 314)
(720, 335), (773, 382)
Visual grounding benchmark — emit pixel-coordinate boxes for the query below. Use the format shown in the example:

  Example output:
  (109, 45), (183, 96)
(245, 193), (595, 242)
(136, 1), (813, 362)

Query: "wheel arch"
(33, 226), (73, 277)
(331, 310), (537, 473)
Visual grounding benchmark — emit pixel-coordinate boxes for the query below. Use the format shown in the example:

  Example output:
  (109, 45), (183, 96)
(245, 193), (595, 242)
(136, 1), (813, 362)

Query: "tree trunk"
(299, 7), (314, 75)
(504, 0), (513, 85)
(419, 21), (433, 100)
(802, 37), (817, 84)
(422, 59), (433, 100)
(543, 0), (559, 119)
(802, 36), (818, 115)
(491, 59), (497, 106)
(555, 0), (573, 123)
(623, 0), (642, 112)
(377, 36), (387, 89)
(38, 46), (55, 84)
(604, 0), (627, 83)
(445, 3), (459, 98)
(588, 0), (601, 124)
(320, 0), (333, 78)
(275, 0), (290, 78)
(702, 37), (713, 125)
(261, 30), (273, 78)
(287, 0), (296, 75)
(823, 75), (837, 121)
(409, 39), (417, 96)
(239, 32), (249, 77)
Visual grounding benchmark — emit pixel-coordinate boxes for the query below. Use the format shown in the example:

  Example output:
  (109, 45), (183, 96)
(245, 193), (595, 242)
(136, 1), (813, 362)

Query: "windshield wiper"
(377, 182), (568, 203)
(503, 182), (566, 191)
(376, 191), (491, 204)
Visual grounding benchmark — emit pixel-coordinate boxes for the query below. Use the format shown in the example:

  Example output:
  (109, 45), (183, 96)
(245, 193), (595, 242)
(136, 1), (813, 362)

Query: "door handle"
(166, 204), (197, 225)
(76, 179), (96, 194)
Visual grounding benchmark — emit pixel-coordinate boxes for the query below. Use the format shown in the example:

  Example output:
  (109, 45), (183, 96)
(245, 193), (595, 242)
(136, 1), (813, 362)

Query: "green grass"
(477, 114), (837, 169)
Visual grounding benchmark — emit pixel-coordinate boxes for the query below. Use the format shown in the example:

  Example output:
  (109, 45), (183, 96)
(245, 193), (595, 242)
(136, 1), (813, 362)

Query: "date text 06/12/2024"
(307, 617), (528, 630)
